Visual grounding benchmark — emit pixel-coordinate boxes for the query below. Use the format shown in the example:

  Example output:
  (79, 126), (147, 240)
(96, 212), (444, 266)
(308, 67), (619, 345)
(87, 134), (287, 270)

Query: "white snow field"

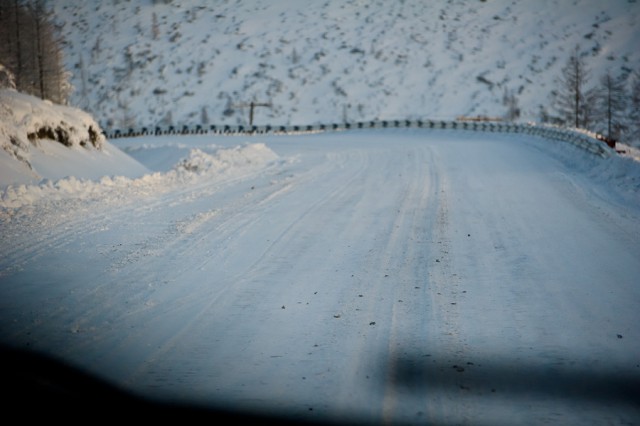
(1, 129), (639, 425)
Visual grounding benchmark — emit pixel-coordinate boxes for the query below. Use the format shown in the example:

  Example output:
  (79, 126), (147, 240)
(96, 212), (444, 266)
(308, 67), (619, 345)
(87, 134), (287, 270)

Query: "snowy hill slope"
(0, 89), (149, 187)
(51, 0), (640, 131)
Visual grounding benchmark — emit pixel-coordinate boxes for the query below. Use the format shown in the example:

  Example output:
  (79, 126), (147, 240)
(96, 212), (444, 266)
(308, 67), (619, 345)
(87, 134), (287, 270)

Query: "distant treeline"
(548, 46), (640, 143)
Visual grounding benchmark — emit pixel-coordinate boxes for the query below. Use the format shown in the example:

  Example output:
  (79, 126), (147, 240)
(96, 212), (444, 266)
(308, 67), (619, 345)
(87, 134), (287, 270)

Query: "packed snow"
(2, 115), (640, 424)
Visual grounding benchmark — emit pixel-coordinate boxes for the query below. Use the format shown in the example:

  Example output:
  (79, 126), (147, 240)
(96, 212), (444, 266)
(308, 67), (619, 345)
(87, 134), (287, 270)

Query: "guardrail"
(102, 119), (615, 158)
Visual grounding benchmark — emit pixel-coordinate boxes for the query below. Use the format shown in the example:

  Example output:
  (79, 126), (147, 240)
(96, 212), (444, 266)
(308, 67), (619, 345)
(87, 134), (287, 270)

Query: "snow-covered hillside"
(51, 0), (640, 132)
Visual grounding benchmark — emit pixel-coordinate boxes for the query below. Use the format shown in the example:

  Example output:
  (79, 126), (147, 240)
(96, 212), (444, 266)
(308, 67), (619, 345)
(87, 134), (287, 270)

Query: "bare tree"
(12, 0), (23, 89)
(553, 46), (594, 128)
(502, 87), (520, 121)
(30, 0), (70, 103)
(152, 12), (160, 40)
(32, 1), (46, 99)
(595, 72), (627, 140)
(629, 70), (640, 145)
(0, 1), (26, 89)
(0, 0), (70, 104)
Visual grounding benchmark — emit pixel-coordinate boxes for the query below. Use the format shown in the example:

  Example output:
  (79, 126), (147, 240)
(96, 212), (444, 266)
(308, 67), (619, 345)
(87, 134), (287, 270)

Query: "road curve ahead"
(1, 130), (639, 425)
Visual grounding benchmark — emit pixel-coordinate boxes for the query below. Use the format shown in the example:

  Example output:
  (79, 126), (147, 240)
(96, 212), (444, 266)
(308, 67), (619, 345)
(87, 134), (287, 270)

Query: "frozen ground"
(1, 129), (639, 425)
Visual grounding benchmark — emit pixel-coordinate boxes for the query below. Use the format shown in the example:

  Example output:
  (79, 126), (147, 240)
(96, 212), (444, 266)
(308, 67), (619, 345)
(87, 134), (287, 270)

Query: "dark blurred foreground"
(2, 344), (639, 425)
(1, 344), (329, 425)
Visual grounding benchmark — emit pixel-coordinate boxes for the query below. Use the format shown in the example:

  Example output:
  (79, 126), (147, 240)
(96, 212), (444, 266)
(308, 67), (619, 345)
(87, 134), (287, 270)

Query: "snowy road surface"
(1, 130), (639, 424)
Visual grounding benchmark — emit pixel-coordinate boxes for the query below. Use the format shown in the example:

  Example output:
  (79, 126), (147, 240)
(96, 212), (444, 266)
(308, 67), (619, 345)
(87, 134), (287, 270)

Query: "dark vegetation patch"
(26, 123), (101, 148)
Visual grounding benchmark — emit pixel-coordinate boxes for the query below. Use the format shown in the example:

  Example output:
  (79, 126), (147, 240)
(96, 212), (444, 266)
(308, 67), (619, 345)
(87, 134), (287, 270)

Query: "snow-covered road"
(1, 130), (639, 425)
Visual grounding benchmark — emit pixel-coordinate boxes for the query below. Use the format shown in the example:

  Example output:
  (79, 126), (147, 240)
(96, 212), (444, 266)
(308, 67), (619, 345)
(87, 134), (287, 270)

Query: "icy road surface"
(1, 130), (639, 424)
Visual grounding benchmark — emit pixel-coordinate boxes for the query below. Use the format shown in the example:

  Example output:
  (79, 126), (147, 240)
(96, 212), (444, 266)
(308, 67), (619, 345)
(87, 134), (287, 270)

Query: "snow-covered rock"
(0, 89), (149, 187)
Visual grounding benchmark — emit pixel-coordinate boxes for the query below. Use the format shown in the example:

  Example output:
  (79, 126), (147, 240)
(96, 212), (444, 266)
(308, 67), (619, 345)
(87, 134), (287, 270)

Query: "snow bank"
(175, 143), (279, 175)
(1, 89), (105, 150)
(0, 89), (149, 187)
(0, 142), (279, 217)
(590, 154), (640, 203)
(527, 133), (640, 209)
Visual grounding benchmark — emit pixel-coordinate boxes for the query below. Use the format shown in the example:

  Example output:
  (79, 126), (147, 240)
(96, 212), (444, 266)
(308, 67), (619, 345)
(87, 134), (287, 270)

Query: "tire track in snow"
(120, 148), (374, 392)
(378, 146), (442, 423)
(52, 166), (299, 362)
(0, 153), (289, 361)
